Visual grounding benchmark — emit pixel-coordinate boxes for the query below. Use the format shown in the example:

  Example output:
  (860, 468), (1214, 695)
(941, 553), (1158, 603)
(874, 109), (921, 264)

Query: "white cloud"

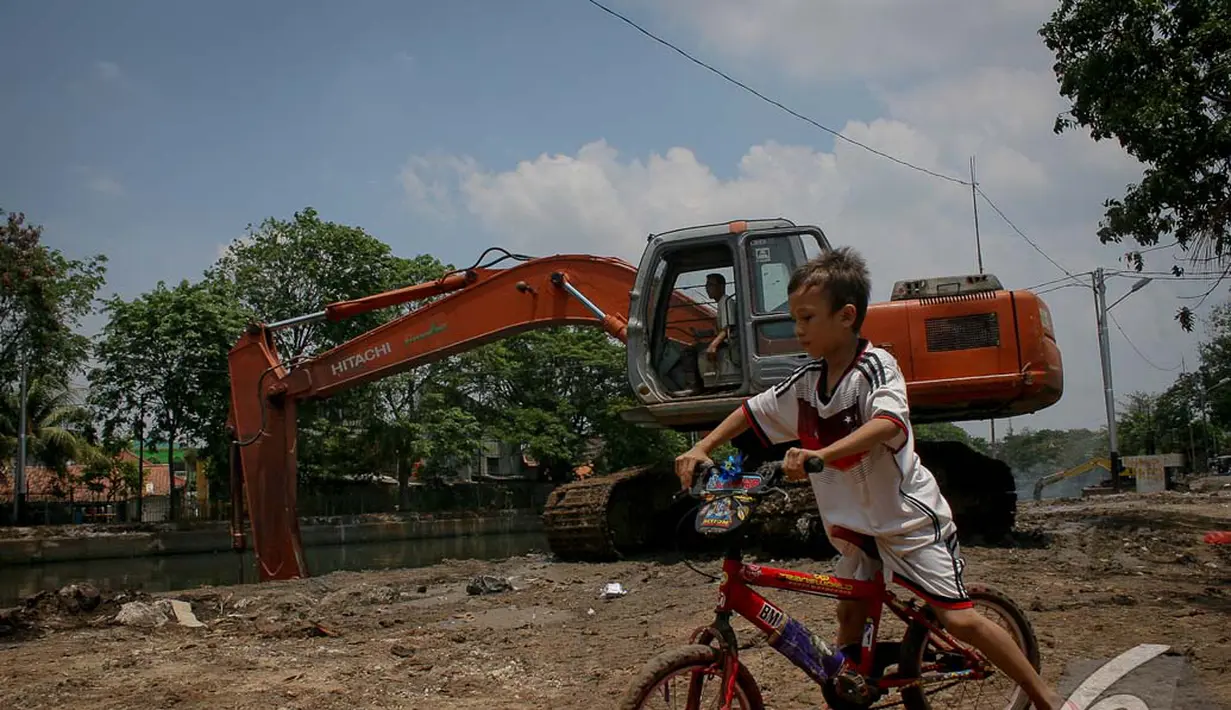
(640, 0), (1058, 83)
(87, 175), (125, 196)
(71, 166), (125, 197)
(93, 60), (124, 83)
(396, 2), (1215, 433)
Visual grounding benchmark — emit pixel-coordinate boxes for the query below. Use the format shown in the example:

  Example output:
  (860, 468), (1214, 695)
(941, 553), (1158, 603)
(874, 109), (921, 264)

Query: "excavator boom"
(227, 254), (714, 581)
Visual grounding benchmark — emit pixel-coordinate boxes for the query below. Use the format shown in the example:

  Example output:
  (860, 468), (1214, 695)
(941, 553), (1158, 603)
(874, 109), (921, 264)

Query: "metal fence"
(0, 479), (555, 527)
(0, 491), (195, 526)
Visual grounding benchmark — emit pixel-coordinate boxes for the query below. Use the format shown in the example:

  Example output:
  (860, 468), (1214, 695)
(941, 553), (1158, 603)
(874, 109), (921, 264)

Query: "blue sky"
(3, 0), (870, 296)
(1, 0), (1217, 433)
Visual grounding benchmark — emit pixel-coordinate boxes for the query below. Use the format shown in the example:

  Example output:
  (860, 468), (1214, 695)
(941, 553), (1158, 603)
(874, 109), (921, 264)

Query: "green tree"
(995, 427), (1108, 481)
(1039, 0), (1231, 330)
(1117, 383), (1206, 460)
(0, 209), (107, 382)
(915, 422), (991, 455)
(77, 438), (141, 505)
(0, 375), (98, 495)
(1187, 301), (1231, 459)
(453, 327), (686, 481)
(1116, 391), (1163, 456)
(207, 207), (417, 358)
(337, 252), (484, 490)
(88, 278), (249, 508)
(353, 371), (486, 504)
(207, 208), (460, 483)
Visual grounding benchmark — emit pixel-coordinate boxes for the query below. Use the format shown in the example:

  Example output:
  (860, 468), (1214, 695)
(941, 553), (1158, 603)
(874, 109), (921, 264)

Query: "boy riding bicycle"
(674, 247), (1069, 710)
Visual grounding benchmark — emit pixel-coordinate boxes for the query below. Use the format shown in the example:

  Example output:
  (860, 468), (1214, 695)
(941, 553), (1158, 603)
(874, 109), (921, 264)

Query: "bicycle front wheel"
(617, 644), (765, 710)
(897, 583), (1039, 710)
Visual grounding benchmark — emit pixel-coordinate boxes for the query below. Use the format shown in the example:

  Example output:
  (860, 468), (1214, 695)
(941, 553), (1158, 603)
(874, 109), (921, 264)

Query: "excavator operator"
(699, 273), (740, 388)
(704, 273), (732, 362)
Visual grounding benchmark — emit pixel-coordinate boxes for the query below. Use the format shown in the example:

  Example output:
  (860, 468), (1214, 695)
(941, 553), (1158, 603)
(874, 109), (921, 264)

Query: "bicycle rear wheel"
(897, 583), (1039, 710)
(617, 644), (765, 710)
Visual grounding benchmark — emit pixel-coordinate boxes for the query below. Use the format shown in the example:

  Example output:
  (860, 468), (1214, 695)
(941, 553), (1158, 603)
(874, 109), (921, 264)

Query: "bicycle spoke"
(642, 664), (750, 710)
(915, 599), (1028, 710)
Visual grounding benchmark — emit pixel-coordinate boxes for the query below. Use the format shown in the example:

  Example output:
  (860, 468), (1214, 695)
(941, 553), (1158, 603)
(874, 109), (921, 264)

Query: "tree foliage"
(0, 375), (98, 493)
(208, 207), (417, 359)
(1116, 383), (1209, 462)
(451, 327), (687, 481)
(78, 441), (140, 504)
(88, 278), (249, 494)
(0, 209), (106, 382)
(1040, 0), (1231, 330)
(1112, 297), (1231, 468)
(915, 422), (991, 455)
(204, 207), (480, 485)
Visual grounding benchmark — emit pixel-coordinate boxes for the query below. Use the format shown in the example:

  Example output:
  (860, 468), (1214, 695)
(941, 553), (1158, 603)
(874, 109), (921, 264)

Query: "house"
(0, 448), (189, 523)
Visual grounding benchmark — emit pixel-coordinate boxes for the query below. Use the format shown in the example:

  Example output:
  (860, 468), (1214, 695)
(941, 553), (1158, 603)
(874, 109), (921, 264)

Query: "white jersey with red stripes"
(742, 339), (956, 553)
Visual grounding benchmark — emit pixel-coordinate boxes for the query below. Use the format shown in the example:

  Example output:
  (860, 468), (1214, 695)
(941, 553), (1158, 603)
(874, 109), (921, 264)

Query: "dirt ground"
(2, 487), (1229, 710)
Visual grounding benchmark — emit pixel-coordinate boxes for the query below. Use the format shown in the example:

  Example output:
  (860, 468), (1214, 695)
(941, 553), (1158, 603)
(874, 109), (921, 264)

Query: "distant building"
(0, 448), (188, 523)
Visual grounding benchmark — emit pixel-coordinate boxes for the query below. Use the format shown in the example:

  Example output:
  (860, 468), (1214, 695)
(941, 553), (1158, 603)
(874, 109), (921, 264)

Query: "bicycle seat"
(830, 526), (882, 561)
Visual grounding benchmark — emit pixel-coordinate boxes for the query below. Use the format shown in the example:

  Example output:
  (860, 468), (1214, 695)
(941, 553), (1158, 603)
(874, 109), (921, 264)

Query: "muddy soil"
(1, 490), (1229, 709)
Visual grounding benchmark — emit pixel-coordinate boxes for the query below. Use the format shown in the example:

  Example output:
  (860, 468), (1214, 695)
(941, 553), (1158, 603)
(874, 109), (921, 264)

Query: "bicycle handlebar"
(685, 456), (825, 500)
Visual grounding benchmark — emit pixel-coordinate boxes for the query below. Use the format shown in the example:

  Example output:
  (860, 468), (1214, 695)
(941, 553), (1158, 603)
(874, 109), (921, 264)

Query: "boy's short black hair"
(787, 246), (871, 332)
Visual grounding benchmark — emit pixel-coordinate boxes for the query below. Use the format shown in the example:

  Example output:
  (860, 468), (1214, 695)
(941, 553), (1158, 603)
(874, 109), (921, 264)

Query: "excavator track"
(541, 441), (1018, 561)
(541, 463), (680, 561)
(919, 440), (1017, 542)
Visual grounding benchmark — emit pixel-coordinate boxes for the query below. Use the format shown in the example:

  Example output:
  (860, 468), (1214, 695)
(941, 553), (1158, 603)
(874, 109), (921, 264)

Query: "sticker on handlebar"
(705, 473), (763, 492)
(698, 498), (735, 530)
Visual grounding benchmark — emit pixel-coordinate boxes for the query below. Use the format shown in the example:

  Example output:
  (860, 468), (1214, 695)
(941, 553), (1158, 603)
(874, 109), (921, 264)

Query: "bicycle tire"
(897, 583), (1039, 710)
(616, 644), (765, 710)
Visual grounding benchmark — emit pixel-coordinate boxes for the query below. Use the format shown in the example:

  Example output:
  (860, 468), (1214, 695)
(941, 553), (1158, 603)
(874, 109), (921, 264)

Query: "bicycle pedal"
(833, 669), (875, 705)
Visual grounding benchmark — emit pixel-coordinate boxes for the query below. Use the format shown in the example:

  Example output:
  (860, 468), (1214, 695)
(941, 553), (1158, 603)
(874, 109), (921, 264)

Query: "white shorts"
(829, 526), (972, 610)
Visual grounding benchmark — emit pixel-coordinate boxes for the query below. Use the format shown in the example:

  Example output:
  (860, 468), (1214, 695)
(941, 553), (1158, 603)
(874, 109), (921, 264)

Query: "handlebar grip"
(690, 461), (712, 496)
(804, 456), (825, 474)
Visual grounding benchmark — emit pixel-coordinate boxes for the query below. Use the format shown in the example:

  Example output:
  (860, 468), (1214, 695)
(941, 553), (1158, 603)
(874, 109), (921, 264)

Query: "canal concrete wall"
(0, 510), (544, 566)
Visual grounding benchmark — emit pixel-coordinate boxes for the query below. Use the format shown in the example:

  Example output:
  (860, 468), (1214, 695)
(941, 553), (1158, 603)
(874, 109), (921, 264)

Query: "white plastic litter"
(599, 582), (628, 600)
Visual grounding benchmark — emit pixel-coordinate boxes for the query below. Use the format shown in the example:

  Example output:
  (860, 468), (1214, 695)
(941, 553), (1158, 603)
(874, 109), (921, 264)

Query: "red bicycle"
(618, 458), (1040, 710)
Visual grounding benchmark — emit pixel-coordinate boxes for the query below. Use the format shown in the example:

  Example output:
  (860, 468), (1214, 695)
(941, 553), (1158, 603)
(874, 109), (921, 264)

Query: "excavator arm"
(226, 254), (714, 581)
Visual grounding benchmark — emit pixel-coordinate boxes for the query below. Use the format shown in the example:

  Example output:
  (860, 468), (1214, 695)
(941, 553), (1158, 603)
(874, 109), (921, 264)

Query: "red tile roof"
(0, 451), (187, 501)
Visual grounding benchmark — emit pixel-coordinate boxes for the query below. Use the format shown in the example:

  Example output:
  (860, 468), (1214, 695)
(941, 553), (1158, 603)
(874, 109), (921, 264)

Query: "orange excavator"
(226, 218), (1063, 582)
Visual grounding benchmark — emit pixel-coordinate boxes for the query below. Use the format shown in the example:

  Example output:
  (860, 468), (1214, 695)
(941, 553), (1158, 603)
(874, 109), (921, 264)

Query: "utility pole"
(1094, 270), (1154, 490)
(1093, 268), (1122, 490)
(1184, 356), (1197, 471)
(136, 402), (145, 522)
(13, 359), (28, 523)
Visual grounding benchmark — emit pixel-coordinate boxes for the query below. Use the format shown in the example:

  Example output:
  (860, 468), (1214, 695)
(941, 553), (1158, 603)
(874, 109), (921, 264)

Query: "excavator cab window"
(744, 232), (818, 357)
(646, 243), (743, 396)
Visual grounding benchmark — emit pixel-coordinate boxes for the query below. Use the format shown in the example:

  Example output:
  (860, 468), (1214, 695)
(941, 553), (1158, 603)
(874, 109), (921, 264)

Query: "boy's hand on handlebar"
(675, 446), (712, 489)
(783, 447), (825, 481)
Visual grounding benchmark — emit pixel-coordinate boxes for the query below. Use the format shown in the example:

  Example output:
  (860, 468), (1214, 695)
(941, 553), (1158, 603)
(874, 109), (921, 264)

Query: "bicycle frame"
(690, 543), (993, 694)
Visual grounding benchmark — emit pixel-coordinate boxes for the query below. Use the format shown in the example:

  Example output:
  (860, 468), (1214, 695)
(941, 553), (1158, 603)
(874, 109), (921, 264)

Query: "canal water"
(1, 531), (549, 607)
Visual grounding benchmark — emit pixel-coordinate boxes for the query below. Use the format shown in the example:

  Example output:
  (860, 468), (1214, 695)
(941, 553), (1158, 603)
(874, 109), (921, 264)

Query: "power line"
(585, 0), (1098, 293)
(1025, 272), (1095, 292)
(1034, 282), (1089, 297)
(1108, 268), (1229, 278)
(1135, 240), (1180, 254)
(974, 186), (1084, 286)
(1108, 311), (1180, 372)
(1127, 274), (1228, 282)
(583, 0), (970, 186)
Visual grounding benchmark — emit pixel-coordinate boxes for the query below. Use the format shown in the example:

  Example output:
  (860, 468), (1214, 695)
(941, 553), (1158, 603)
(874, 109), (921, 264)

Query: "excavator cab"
(624, 219), (829, 429)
